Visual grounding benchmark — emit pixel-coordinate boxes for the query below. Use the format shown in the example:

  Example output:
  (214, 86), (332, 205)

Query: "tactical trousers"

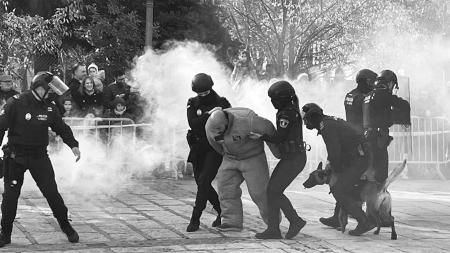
(331, 155), (367, 225)
(216, 152), (270, 227)
(267, 152), (306, 230)
(371, 142), (389, 183)
(191, 144), (222, 221)
(1, 155), (69, 234)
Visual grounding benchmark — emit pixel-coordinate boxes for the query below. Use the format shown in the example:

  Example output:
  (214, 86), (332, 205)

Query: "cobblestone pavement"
(0, 177), (449, 252)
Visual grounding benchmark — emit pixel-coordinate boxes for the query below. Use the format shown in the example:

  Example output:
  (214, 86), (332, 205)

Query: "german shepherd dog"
(303, 160), (406, 240)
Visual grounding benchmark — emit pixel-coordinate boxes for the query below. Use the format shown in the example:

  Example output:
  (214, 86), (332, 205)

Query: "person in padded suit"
(250, 81), (307, 239)
(185, 73), (231, 232)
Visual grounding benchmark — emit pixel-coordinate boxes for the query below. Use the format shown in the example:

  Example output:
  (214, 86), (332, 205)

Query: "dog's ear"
(317, 162), (323, 171)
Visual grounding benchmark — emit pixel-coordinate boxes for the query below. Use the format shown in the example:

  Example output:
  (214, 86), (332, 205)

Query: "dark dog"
(303, 160), (407, 240)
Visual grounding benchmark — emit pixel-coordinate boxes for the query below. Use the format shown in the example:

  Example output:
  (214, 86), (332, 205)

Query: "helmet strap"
(31, 86), (50, 102)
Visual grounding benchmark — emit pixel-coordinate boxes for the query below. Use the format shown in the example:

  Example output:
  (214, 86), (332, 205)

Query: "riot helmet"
(356, 69), (377, 92)
(376, 70), (398, 92)
(268, 81), (297, 110)
(192, 73), (214, 93)
(31, 72), (69, 101)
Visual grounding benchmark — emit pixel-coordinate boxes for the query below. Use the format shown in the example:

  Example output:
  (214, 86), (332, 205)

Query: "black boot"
(255, 228), (282, 239)
(212, 205), (221, 227)
(0, 232), (11, 248)
(349, 221), (376, 236)
(319, 216), (340, 228)
(212, 215), (221, 227)
(285, 217), (306, 239)
(59, 220), (79, 243)
(186, 219), (200, 232)
(187, 208), (201, 232)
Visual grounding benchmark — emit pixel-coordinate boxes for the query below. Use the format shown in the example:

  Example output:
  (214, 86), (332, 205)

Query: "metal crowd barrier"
(50, 117), (146, 154)
(390, 116), (450, 179)
(51, 115), (450, 180)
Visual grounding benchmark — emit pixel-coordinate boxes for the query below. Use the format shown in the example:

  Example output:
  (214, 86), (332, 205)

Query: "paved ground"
(0, 176), (449, 253)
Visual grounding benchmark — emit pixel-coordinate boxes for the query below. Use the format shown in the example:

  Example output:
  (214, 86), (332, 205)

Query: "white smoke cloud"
(45, 6), (450, 194)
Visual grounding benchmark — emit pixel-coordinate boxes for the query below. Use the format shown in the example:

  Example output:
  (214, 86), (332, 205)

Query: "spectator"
(230, 50), (257, 90)
(72, 76), (104, 116)
(68, 63), (87, 96)
(103, 97), (133, 120)
(87, 63), (99, 77)
(103, 69), (130, 109)
(0, 75), (19, 106)
(62, 97), (77, 117)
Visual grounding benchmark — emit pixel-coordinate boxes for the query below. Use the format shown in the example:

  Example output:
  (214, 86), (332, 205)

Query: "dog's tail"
(381, 159), (407, 190)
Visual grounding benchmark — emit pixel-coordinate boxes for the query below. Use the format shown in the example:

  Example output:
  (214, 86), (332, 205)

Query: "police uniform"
(344, 88), (366, 133)
(363, 87), (409, 182)
(319, 116), (368, 227)
(321, 86), (369, 227)
(0, 91), (78, 239)
(259, 104), (307, 238)
(206, 108), (280, 229)
(186, 89), (230, 230)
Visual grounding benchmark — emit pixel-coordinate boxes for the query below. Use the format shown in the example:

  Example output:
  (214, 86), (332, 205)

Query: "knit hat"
(88, 63), (99, 72)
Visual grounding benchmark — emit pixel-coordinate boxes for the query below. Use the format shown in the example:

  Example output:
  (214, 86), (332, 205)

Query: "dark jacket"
(103, 82), (130, 109)
(344, 87), (367, 132)
(72, 90), (104, 113)
(187, 90), (231, 141)
(0, 91), (78, 149)
(319, 116), (363, 173)
(363, 88), (410, 130)
(262, 105), (304, 156)
(187, 90), (231, 163)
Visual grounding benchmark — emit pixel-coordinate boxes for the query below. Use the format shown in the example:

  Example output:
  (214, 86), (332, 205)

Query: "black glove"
(186, 130), (199, 147)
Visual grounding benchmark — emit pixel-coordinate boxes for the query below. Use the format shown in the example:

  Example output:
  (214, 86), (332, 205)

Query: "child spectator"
(88, 63), (99, 77)
(62, 97), (77, 117)
(103, 97), (133, 120)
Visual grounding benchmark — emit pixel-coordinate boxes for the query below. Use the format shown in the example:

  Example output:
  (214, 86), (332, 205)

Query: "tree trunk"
(287, 23), (296, 79)
(145, 0), (154, 50)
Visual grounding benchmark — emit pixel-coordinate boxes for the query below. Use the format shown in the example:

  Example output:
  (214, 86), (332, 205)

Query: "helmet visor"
(48, 76), (69, 95)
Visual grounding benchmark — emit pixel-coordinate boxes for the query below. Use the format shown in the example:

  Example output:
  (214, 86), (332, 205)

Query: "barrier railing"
(390, 116), (450, 179)
(53, 116), (450, 180)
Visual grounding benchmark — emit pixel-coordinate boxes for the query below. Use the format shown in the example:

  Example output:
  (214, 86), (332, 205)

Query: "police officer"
(303, 103), (375, 236)
(252, 81), (307, 239)
(0, 75), (19, 106)
(345, 69), (377, 132)
(186, 73), (231, 232)
(320, 69), (377, 228)
(0, 72), (81, 247)
(362, 70), (410, 183)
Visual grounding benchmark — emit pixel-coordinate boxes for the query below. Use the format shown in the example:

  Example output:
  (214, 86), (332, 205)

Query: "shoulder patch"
(320, 121), (325, 131)
(279, 118), (289, 128)
(13, 95), (19, 99)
